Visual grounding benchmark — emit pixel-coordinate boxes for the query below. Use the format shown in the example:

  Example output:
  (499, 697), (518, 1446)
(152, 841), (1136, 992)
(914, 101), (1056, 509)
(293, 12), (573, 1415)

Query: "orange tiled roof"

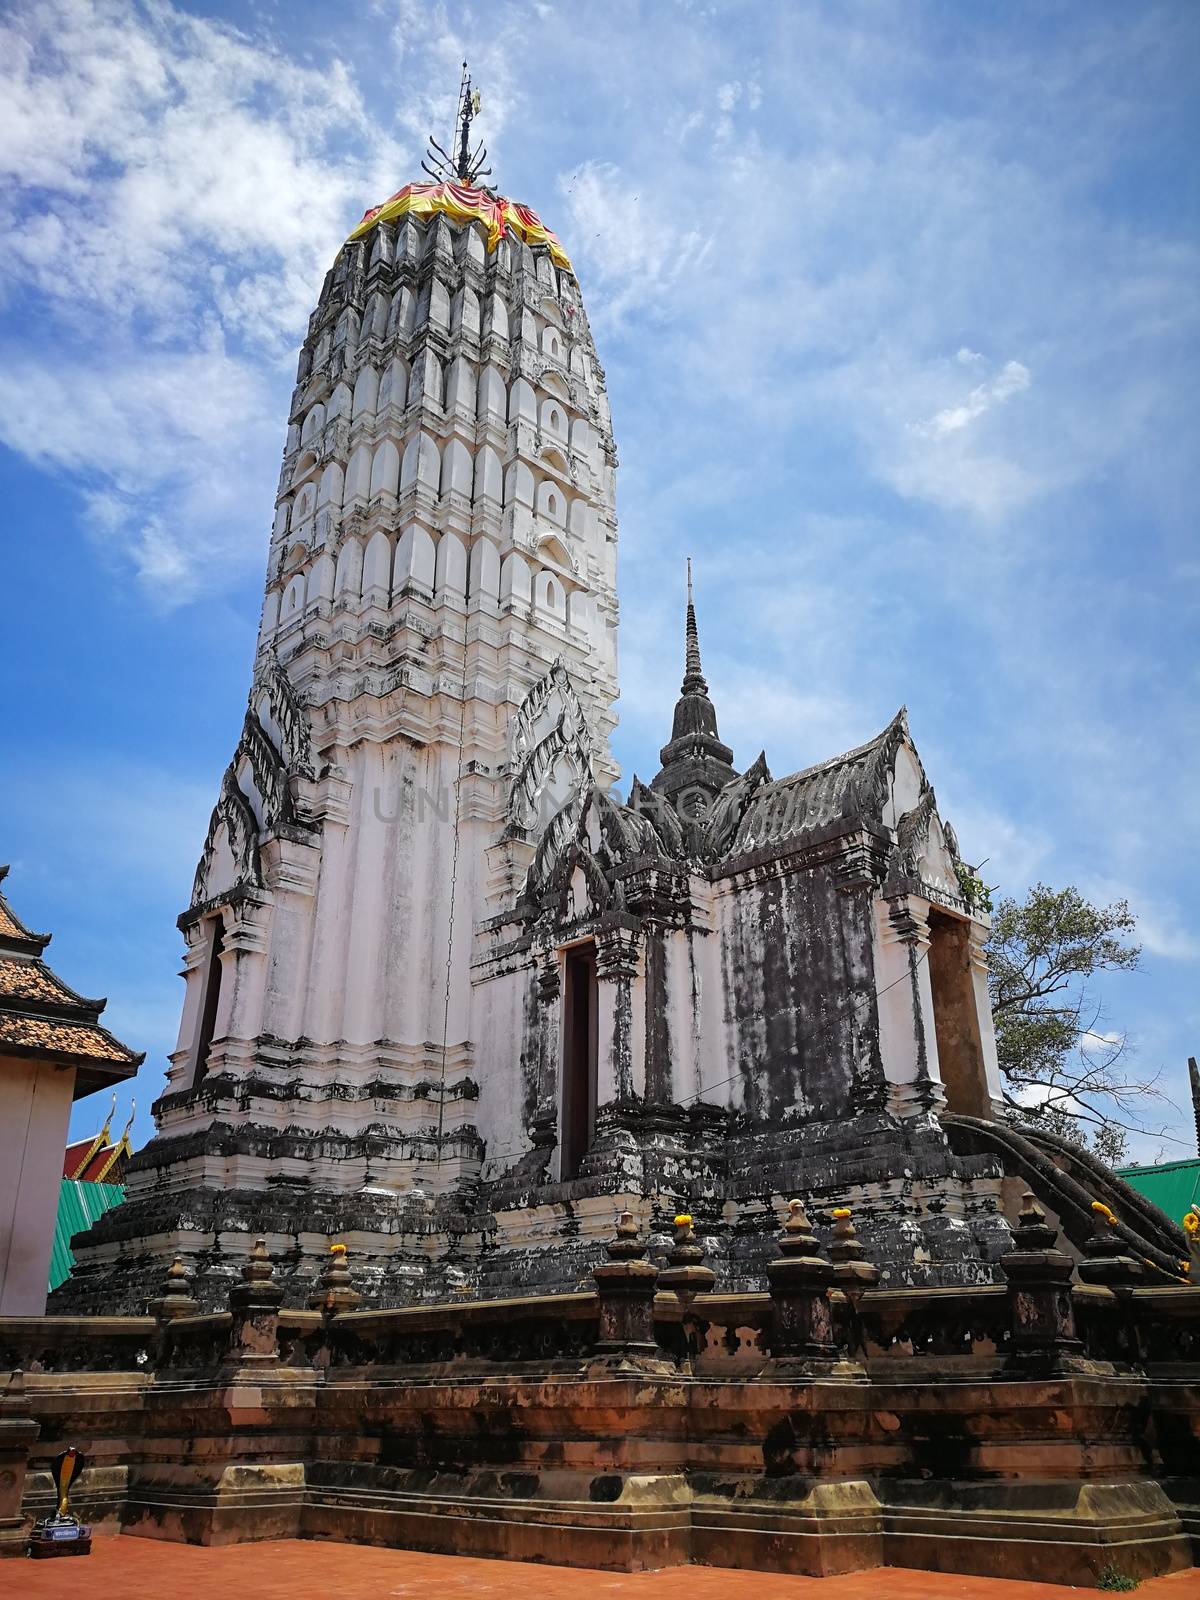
(0, 1011), (139, 1064)
(0, 955), (88, 1007)
(0, 867), (142, 1088)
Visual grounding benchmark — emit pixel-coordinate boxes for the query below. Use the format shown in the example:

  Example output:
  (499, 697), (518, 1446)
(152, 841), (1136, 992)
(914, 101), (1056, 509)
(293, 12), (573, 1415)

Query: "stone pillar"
(1000, 1193), (1082, 1361)
(595, 923), (640, 1106)
(875, 895), (945, 1119)
(967, 919), (1006, 1117)
(526, 951), (563, 1166)
(0, 1371), (38, 1558)
(767, 1200), (836, 1361)
(591, 1211), (666, 1371)
(227, 1239), (283, 1364)
(307, 1242), (362, 1318)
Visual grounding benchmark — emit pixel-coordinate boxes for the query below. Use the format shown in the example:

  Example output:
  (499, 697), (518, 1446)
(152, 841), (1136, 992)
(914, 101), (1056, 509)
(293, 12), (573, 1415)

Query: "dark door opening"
(193, 917), (225, 1087)
(926, 908), (990, 1117)
(560, 942), (599, 1180)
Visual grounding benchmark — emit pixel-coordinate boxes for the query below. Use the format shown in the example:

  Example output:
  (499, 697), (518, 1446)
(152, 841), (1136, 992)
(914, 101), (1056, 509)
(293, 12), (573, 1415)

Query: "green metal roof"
(1116, 1158), (1200, 1228)
(50, 1179), (125, 1292)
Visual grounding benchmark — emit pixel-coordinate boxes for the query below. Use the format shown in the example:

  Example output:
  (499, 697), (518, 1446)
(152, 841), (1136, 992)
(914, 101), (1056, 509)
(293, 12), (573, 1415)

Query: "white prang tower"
(61, 80), (621, 1307)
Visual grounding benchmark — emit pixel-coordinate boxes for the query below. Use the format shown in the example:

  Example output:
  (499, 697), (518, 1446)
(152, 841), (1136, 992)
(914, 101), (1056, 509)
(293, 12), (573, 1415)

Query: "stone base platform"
(18, 1537), (1200, 1600)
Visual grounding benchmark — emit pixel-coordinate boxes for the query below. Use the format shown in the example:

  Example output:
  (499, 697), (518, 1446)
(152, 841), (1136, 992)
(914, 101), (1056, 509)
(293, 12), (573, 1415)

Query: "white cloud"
(1084, 878), (1200, 964)
(558, 161), (712, 329)
(915, 359), (1032, 440)
(0, 0), (402, 605)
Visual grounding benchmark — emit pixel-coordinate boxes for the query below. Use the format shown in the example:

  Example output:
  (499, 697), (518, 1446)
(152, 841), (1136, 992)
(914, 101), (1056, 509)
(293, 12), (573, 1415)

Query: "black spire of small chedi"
(649, 561), (737, 816)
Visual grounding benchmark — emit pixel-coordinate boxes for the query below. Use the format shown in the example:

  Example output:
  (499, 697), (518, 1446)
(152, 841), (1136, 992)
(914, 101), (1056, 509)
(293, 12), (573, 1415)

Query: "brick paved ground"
(14, 1538), (1200, 1599)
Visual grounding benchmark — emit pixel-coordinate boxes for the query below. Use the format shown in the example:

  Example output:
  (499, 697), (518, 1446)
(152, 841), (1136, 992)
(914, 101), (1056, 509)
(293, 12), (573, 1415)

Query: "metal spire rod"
(423, 62), (491, 186)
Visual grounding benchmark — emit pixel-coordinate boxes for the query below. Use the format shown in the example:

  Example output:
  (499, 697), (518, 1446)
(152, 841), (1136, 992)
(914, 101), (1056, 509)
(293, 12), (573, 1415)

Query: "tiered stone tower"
(60, 102), (1185, 1317)
(59, 160), (624, 1305)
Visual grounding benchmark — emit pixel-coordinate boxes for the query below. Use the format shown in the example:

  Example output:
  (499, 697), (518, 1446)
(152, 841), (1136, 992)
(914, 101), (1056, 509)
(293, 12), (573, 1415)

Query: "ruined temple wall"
(713, 861), (879, 1125)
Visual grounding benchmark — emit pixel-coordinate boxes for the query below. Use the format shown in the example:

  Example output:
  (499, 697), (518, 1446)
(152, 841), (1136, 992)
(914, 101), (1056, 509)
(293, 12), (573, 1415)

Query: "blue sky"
(1, 0), (1196, 1162)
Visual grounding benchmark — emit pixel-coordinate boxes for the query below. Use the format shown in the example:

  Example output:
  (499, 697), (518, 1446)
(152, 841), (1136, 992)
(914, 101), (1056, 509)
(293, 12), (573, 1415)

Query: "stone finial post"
(0, 1370), (39, 1558)
(591, 1211), (662, 1365)
(829, 1207), (880, 1297)
(149, 1255), (200, 1326)
(657, 1210), (716, 1370)
(657, 1211), (716, 1302)
(308, 1242), (362, 1318)
(767, 1199), (836, 1360)
(1076, 1203), (1144, 1290)
(1000, 1192), (1081, 1359)
(227, 1239), (284, 1363)
(827, 1206), (879, 1361)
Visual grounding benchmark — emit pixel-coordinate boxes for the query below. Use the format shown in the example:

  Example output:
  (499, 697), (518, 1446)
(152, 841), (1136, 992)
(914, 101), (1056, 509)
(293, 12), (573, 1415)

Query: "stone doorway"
(560, 942), (598, 1179)
(926, 908), (990, 1117)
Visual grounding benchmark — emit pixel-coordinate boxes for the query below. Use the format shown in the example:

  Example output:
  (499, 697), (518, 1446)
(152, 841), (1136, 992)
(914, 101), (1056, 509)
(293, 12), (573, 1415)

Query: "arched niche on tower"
(534, 570), (567, 621)
(537, 479), (566, 527)
(260, 588), (281, 638)
(387, 285), (416, 339)
(378, 355), (409, 413)
(308, 552), (336, 607)
(365, 289), (389, 340)
(485, 294), (509, 341)
(540, 397), (568, 443)
(369, 439), (400, 501)
(291, 483), (317, 539)
(435, 531), (467, 601)
(541, 325), (565, 363)
(478, 365), (506, 422)
(451, 284), (480, 338)
(400, 431), (440, 493)
(345, 443), (372, 504)
(570, 416), (591, 455)
(300, 403), (326, 447)
(362, 529), (393, 607)
(440, 437), (473, 498)
(290, 451), (319, 491)
(473, 444), (503, 506)
(567, 589), (595, 641)
(317, 462), (344, 510)
(282, 571), (306, 622)
(537, 532), (574, 571)
(569, 497), (594, 545)
(508, 377), (537, 425)
(335, 537), (364, 602)
(501, 550), (532, 605)
(394, 525), (435, 595)
(272, 500), (291, 541)
(504, 460), (535, 509)
(407, 351), (443, 410)
(329, 380), (352, 420)
(445, 356), (476, 416)
(352, 364), (380, 421)
(470, 537), (501, 606)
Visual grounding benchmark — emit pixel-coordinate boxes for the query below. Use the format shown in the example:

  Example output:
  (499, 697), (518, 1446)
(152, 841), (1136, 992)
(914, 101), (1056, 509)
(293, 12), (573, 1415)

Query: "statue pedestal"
(28, 1515), (92, 1559)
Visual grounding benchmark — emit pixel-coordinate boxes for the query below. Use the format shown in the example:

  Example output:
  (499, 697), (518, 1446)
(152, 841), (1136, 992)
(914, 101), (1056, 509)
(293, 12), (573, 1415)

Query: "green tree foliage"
(986, 884), (1159, 1163)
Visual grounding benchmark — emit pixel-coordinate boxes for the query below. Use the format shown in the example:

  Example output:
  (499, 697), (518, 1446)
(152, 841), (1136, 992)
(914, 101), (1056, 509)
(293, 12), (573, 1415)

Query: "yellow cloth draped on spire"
(347, 180), (572, 271)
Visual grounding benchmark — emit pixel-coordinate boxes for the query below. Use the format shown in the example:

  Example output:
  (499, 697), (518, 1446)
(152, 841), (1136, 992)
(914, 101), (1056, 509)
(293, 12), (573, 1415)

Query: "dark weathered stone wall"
(719, 862), (877, 1126)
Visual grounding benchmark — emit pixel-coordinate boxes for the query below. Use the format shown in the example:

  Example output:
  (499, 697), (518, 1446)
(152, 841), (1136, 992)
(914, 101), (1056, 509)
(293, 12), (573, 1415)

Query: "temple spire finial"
(423, 63), (492, 187)
(683, 557), (707, 696)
